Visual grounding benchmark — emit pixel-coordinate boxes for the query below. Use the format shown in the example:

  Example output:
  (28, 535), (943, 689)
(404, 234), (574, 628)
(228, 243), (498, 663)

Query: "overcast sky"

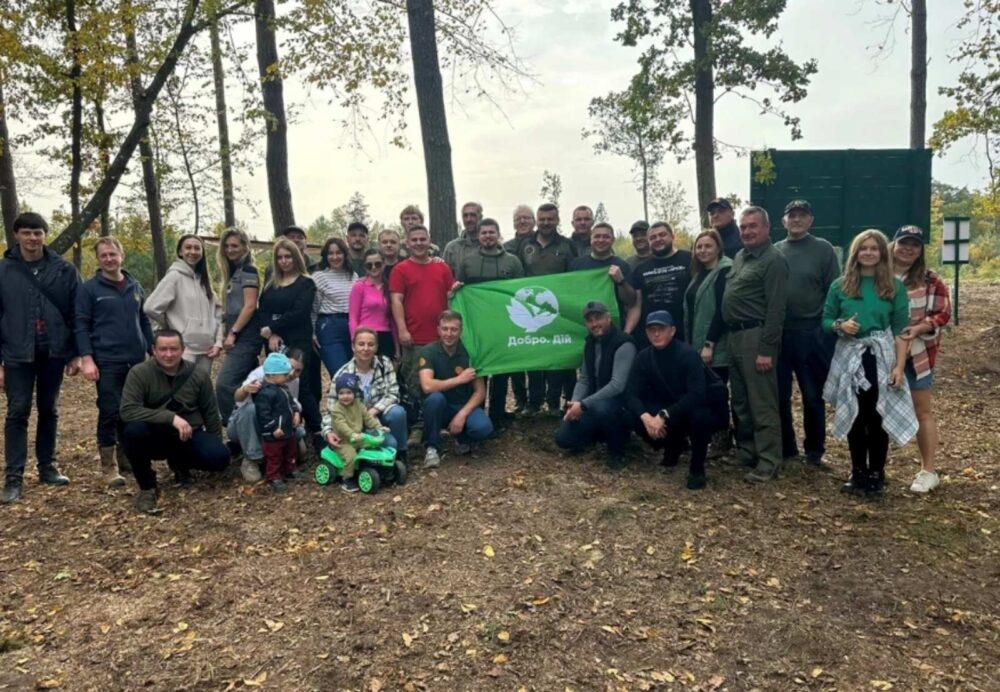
(18, 0), (988, 240)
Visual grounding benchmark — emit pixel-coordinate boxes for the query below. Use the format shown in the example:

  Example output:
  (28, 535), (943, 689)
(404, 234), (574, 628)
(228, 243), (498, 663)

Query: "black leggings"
(847, 350), (888, 481)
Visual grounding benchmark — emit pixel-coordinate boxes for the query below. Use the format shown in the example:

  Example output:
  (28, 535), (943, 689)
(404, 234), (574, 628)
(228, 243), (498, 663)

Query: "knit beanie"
(263, 352), (293, 375)
(334, 372), (360, 393)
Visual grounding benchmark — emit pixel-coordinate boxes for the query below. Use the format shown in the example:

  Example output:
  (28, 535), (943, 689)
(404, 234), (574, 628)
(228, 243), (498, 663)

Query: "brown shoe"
(100, 447), (126, 488)
(744, 463), (779, 484)
(115, 444), (133, 475)
(133, 488), (160, 514)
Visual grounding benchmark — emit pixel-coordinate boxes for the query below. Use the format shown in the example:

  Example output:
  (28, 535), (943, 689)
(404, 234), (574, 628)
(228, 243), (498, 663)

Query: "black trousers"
(122, 422), (229, 490)
(528, 369), (575, 410)
(4, 354), (65, 484)
(777, 327), (831, 460)
(847, 350), (888, 481)
(554, 398), (627, 456)
(631, 403), (728, 476)
(94, 361), (140, 447)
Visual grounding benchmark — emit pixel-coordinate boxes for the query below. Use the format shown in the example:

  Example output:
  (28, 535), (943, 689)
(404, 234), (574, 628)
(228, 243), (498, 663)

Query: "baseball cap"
(645, 310), (675, 328)
(583, 300), (610, 318)
(629, 220), (650, 235)
(277, 224), (306, 239)
(893, 225), (924, 244)
(706, 198), (733, 212)
(784, 199), (813, 215)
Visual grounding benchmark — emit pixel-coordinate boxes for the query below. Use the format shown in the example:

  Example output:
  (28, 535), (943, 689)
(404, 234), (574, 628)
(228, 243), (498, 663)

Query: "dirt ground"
(1, 285), (998, 692)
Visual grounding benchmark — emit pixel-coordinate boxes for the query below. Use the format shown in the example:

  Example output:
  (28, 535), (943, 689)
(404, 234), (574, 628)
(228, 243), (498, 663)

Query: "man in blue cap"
(623, 311), (729, 489)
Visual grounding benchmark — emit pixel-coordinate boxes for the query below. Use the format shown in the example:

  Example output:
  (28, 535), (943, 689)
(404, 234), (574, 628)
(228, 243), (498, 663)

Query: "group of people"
(0, 195), (950, 512)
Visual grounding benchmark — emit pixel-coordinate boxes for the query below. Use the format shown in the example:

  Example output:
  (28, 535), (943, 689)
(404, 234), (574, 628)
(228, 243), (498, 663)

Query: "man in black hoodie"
(1, 213), (81, 503)
(555, 301), (635, 469)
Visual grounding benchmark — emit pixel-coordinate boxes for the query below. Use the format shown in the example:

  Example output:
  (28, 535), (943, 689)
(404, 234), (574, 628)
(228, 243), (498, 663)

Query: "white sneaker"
(424, 447), (441, 468)
(454, 442), (472, 456)
(910, 470), (940, 494)
(240, 458), (262, 483)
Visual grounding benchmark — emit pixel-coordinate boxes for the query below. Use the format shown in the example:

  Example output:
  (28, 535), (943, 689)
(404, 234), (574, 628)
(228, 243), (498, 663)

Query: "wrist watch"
(703, 341), (714, 349)
(657, 409), (669, 420)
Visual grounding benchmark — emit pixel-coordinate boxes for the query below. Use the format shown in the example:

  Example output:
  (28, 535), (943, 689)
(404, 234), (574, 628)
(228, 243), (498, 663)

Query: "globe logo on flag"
(506, 286), (559, 333)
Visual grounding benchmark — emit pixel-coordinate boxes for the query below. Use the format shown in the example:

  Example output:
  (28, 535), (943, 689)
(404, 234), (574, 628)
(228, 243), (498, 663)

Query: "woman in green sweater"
(822, 229), (917, 497)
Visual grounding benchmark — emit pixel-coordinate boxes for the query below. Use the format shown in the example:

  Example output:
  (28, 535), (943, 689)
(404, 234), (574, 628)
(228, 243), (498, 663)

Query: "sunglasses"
(365, 261), (384, 269)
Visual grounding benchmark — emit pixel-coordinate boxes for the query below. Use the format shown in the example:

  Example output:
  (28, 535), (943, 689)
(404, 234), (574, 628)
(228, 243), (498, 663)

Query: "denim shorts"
(905, 361), (934, 391)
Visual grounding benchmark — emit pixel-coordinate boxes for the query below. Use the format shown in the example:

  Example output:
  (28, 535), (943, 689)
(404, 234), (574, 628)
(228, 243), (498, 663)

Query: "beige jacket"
(144, 259), (224, 357)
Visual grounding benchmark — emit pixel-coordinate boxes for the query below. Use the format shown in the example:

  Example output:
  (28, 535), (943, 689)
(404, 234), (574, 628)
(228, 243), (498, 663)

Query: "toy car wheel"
(314, 463), (333, 485)
(394, 460), (408, 486)
(358, 468), (381, 494)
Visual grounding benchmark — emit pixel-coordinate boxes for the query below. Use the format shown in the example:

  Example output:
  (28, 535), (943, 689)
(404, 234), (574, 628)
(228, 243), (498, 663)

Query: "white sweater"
(144, 260), (224, 356)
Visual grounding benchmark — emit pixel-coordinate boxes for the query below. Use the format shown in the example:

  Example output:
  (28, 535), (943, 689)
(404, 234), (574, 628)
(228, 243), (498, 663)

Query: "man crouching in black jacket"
(624, 311), (729, 489)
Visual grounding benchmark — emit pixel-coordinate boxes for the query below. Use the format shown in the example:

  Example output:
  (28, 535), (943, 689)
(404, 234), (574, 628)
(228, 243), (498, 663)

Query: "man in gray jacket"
(554, 301), (635, 469)
(1, 213), (81, 503)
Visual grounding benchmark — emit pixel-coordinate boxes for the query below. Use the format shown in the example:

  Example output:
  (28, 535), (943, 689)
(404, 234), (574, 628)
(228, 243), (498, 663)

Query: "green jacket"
(685, 256), (732, 368)
(120, 358), (222, 437)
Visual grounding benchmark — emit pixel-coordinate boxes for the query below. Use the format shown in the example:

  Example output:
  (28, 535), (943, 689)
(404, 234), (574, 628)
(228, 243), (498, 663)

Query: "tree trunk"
(0, 78), (19, 248)
(909, 0), (927, 149)
(406, 0), (457, 247)
(254, 0), (294, 233)
(167, 82), (200, 234)
(49, 0), (241, 256)
(690, 0), (716, 219)
(94, 98), (111, 234)
(210, 18), (236, 228)
(124, 1), (168, 279)
(638, 135), (649, 221)
(67, 0), (83, 266)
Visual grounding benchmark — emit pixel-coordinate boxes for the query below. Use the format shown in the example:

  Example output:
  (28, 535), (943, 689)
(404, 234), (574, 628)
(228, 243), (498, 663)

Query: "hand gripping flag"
(448, 268), (619, 376)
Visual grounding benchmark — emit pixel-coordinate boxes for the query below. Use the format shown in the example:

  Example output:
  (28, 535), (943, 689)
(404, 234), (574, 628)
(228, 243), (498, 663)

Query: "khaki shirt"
(721, 242), (788, 357)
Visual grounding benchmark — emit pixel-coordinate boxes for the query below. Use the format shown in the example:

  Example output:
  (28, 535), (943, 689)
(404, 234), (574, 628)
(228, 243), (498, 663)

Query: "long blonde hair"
(266, 238), (309, 290)
(842, 229), (896, 300)
(216, 228), (254, 296)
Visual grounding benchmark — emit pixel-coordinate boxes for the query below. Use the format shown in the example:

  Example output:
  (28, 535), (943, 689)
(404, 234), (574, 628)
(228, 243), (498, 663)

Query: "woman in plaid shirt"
(892, 226), (952, 494)
(328, 327), (409, 466)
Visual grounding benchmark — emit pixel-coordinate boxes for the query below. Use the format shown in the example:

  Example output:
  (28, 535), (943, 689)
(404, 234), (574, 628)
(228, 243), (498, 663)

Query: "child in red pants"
(254, 352), (302, 491)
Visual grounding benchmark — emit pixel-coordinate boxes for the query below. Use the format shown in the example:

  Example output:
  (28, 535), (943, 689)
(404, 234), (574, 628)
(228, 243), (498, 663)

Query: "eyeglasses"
(365, 261), (383, 269)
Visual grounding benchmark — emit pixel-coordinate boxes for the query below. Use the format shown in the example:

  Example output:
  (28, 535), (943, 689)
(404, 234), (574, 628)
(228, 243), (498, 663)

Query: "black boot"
(38, 465), (70, 486)
(866, 469), (886, 498)
(2, 481), (23, 504)
(167, 460), (193, 486)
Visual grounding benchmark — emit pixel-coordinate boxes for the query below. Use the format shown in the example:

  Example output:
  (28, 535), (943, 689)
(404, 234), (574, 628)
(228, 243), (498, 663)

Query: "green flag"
(448, 268), (619, 376)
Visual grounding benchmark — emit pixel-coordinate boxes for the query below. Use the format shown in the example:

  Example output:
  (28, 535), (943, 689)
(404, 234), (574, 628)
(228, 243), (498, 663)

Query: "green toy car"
(315, 431), (407, 494)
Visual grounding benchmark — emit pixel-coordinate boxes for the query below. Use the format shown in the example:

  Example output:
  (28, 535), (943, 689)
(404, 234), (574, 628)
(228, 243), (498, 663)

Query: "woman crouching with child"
(822, 229), (918, 497)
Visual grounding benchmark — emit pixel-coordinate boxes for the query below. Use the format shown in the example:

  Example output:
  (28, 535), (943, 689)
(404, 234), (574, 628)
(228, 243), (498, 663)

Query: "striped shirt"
(312, 268), (357, 329)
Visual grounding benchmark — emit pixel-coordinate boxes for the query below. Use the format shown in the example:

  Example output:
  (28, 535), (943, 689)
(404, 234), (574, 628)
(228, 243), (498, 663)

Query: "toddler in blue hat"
(254, 352), (303, 491)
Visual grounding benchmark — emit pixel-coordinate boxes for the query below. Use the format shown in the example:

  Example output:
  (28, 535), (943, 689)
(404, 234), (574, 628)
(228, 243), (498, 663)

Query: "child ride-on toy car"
(315, 431), (407, 494)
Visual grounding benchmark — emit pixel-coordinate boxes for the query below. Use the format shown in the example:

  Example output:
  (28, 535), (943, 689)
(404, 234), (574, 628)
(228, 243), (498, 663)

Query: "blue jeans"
(316, 314), (351, 378)
(379, 404), (408, 452)
(4, 355), (65, 484)
(216, 333), (263, 425)
(554, 397), (627, 456)
(95, 360), (139, 447)
(422, 392), (493, 450)
(777, 327), (831, 460)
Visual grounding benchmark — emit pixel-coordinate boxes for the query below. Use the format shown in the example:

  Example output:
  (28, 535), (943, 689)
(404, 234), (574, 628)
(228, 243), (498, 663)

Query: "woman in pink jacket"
(349, 249), (398, 360)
